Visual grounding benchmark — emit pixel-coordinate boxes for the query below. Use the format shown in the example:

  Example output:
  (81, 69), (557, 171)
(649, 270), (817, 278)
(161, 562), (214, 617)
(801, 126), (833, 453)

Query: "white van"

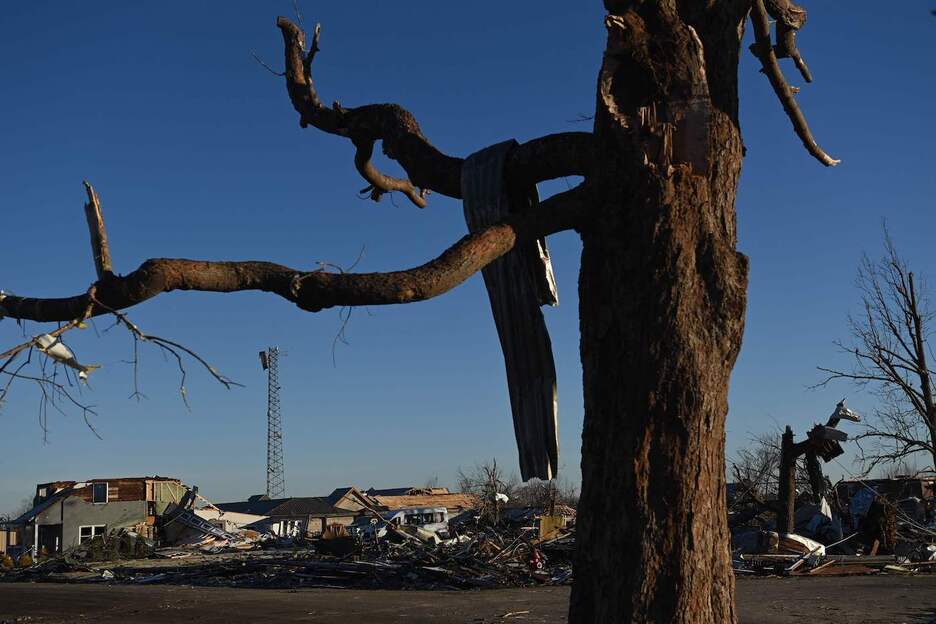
(351, 506), (449, 540)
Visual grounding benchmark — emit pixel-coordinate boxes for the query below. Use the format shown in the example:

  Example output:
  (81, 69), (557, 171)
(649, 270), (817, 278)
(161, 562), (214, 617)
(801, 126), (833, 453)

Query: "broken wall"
(59, 498), (147, 548)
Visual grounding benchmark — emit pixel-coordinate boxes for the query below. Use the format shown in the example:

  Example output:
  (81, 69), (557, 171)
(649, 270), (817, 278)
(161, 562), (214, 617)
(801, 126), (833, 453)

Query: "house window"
(92, 482), (108, 504)
(79, 525), (106, 544)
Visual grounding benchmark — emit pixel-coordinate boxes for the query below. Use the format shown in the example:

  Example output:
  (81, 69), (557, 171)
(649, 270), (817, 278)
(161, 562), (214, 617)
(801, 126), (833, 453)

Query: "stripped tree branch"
(0, 183), (587, 323)
(3, 185), (243, 430)
(250, 51), (285, 77)
(749, 0), (839, 167)
(275, 17), (595, 203)
(353, 138), (428, 207)
(12, 367), (102, 440)
(88, 292), (241, 394)
(764, 0), (812, 82)
(0, 286), (97, 363)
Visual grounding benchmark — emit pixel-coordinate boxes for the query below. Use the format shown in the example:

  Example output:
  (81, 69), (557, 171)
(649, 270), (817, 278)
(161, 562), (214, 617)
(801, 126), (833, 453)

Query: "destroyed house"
(835, 476), (935, 502)
(365, 486), (479, 515)
(9, 476), (185, 556)
(835, 476), (935, 523)
(326, 486), (382, 511)
(215, 493), (361, 538)
(365, 486), (453, 497)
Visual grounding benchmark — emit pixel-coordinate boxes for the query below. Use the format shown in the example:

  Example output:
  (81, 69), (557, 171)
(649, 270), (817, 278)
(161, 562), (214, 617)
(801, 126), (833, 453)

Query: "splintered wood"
(82, 181), (112, 279)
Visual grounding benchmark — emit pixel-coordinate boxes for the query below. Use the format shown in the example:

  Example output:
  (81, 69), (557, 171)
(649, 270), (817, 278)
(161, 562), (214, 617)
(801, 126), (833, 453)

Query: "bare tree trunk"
(570, 5), (749, 621)
(776, 427), (797, 534)
(907, 273), (936, 472)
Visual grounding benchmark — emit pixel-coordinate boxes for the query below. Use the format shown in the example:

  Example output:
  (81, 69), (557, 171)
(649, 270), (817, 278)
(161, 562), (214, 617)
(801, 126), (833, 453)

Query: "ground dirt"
(1, 576), (936, 623)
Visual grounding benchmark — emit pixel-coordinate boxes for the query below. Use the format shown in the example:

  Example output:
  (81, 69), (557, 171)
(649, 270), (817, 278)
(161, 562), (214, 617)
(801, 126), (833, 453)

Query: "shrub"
(133, 535), (150, 558)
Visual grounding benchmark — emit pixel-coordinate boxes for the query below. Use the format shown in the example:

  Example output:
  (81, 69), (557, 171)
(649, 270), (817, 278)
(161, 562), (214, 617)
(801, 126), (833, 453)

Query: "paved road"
(1, 576), (936, 623)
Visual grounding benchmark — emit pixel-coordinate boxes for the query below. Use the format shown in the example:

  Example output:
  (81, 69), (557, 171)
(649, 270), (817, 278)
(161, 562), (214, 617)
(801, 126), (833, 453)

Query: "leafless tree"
(512, 477), (580, 511)
(818, 232), (936, 475)
(0, 3), (839, 620)
(877, 459), (926, 479)
(457, 459), (518, 524)
(2, 496), (35, 520)
(729, 431), (818, 504)
(730, 432), (782, 500)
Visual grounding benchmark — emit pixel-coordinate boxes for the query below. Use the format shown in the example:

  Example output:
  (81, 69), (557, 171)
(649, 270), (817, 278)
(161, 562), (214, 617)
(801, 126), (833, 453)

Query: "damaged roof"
(36, 475), (181, 489)
(366, 487), (453, 496)
(217, 496), (355, 518)
(370, 493), (479, 511)
(8, 494), (64, 526)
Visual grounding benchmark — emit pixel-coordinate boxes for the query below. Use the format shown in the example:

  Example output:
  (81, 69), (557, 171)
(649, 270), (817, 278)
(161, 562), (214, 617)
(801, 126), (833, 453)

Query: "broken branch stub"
(749, 0), (839, 167)
(82, 181), (113, 279)
(764, 0), (812, 82)
(0, 183), (586, 323)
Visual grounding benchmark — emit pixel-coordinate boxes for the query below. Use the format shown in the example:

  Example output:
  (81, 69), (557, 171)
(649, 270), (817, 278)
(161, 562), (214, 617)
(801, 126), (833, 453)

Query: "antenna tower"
(259, 347), (286, 498)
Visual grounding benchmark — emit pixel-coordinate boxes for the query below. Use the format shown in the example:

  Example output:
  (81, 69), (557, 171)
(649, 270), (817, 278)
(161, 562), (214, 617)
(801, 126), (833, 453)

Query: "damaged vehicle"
(350, 506), (450, 541)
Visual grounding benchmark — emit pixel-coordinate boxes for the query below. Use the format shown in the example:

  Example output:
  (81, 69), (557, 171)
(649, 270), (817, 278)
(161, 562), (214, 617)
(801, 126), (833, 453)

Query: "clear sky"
(1, 2), (934, 512)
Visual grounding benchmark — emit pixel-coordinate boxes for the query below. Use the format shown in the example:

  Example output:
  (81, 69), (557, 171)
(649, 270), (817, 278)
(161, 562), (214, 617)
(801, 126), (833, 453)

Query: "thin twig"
(88, 291), (241, 392)
(251, 51), (285, 77)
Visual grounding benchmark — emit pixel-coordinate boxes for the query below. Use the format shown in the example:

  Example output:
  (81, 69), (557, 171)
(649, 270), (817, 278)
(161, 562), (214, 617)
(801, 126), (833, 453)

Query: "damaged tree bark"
(570, 5), (750, 621)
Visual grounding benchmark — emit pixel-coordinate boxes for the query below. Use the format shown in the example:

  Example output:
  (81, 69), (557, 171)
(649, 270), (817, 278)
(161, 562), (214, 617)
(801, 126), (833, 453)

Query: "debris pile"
(729, 401), (936, 576)
(731, 473), (936, 576)
(0, 506), (576, 590)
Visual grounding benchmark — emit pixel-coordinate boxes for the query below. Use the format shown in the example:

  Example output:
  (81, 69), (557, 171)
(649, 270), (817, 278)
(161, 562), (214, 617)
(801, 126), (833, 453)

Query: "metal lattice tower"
(260, 347), (286, 498)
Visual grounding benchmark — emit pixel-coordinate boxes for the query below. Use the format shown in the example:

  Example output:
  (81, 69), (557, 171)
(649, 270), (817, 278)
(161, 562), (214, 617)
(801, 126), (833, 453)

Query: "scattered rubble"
(729, 401), (936, 577)
(0, 503), (576, 590)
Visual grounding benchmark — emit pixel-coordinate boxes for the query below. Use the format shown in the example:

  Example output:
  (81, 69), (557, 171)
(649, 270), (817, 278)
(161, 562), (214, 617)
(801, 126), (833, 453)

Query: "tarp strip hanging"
(462, 139), (559, 481)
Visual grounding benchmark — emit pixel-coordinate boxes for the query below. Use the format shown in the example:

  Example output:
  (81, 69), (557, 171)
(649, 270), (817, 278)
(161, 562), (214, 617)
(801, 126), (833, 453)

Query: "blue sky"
(1, 2), (934, 511)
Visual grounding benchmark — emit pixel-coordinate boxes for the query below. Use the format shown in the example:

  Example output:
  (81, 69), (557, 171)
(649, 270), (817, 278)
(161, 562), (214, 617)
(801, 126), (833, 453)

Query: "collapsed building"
(365, 487), (478, 517)
(0, 478), (575, 590)
(200, 487), (373, 537)
(4, 476), (186, 557)
(198, 486), (480, 540)
(729, 402), (936, 573)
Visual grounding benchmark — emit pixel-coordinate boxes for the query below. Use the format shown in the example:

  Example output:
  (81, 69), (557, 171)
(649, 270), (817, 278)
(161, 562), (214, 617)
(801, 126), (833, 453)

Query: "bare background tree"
(457, 459), (518, 524)
(730, 432), (782, 500)
(1, 496), (35, 521)
(729, 431), (822, 504)
(877, 459), (926, 479)
(512, 477), (579, 510)
(818, 232), (936, 475)
(458, 459), (579, 515)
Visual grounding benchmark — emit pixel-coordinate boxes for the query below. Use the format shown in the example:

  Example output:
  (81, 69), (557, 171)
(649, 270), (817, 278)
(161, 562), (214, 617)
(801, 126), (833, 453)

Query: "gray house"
(10, 476), (185, 555)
